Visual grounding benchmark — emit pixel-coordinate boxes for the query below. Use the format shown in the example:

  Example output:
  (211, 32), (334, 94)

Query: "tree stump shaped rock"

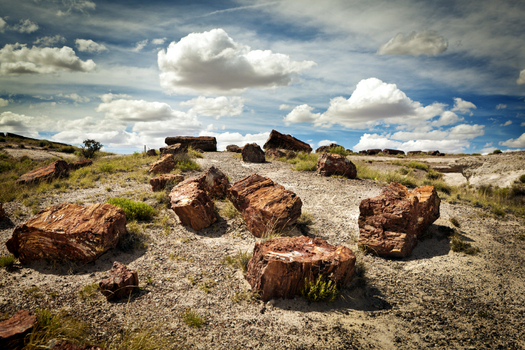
(165, 136), (217, 152)
(227, 174), (302, 237)
(226, 145), (241, 153)
(99, 261), (139, 300)
(150, 174), (184, 192)
(159, 143), (186, 156)
(246, 236), (356, 301)
(317, 153), (356, 178)
(241, 143), (265, 163)
(16, 160), (69, 185)
(0, 310), (36, 349)
(358, 182), (441, 258)
(199, 166), (230, 199)
(149, 154), (175, 174)
(263, 129), (312, 153)
(6, 203), (127, 264)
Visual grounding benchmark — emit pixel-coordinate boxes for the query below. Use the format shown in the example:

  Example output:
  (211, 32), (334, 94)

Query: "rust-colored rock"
(383, 149), (405, 155)
(150, 174), (184, 192)
(16, 160), (69, 185)
(227, 174), (302, 238)
(263, 129), (312, 153)
(358, 182), (440, 258)
(169, 178), (217, 231)
(359, 150), (367, 155)
(99, 261), (139, 300)
(317, 153), (356, 178)
(226, 145), (242, 153)
(265, 148), (286, 160)
(246, 236), (356, 301)
(149, 154), (175, 174)
(0, 310), (36, 349)
(366, 149), (382, 155)
(0, 203), (4, 219)
(241, 143), (265, 163)
(146, 149), (157, 156)
(159, 143), (186, 156)
(50, 340), (106, 350)
(165, 136), (217, 152)
(6, 203), (127, 264)
(68, 159), (92, 171)
(199, 166), (230, 199)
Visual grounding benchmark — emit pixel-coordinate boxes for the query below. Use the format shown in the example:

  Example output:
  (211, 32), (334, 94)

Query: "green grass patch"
(218, 200), (241, 219)
(78, 283), (100, 303)
(450, 234), (479, 255)
(327, 145), (349, 156)
(106, 198), (155, 221)
(426, 169), (444, 180)
(182, 308), (204, 328)
(173, 153), (201, 172)
(222, 249), (252, 273)
(0, 254), (16, 268)
(300, 275), (340, 302)
(407, 161), (429, 171)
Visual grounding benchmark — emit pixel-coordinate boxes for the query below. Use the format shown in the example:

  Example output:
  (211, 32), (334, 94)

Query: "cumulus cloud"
(99, 93), (132, 103)
(500, 120), (512, 126)
(279, 104), (292, 110)
(34, 35), (66, 47)
(180, 96), (244, 119)
(0, 18), (6, 33)
(152, 38), (166, 45)
(496, 104), (507, 110)
(431, 111), (462, 127)
(0, 44), (96, 75)
(318, 140), (337, 147)
(0, 111), (43, 138)
(158, 28), (316, 95)
(353, 133), (471, 153)
(517, 69), (525, 85)
(75, 39), (108, 53)
(12, 19), (39, 33)
(0, 98), (8, 107)
(283, 104), (320, 125)
(132, 40), (148, 52)
(451, 98), (476, 115)
(499, 133), (525, 148)
(377, 30), (447, 56)
(57, 93), (90, 103)
(199, 130), (270, 151)
(57, 0), (96, 16)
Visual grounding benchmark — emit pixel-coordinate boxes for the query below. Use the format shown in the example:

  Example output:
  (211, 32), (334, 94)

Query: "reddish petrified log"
(0, 310), (36, 349)
(68, 159), (93, 171)
(99, 261), (139, 300)
(0, 203), (5, 219)
(16, 160), (69, 185)
(6, 203), (127, 264)
(226, 145), (241, 153)
(241, 143), (265, 163)
(149, 154), (175, 174)
(316, 153), (356, 178)
(165, 136), (217, 152)
(159, 143), (186, 156)
(169, 178), (217, 231)
(359, 150), (367, 155)
(227, 174), (302, 238)
(199, 166), (230, 199)
(263, 130), (312, 153)
(366, 149), (382, 155)
(146, 149), (157, 156)
(246, 236), (356, 301)
(358, 182), (440, 258)
(150, 174), (184, 192)
(265, 149), (286, 160)
(428, 150), (441, 156)
(383, 149), (405, 155)
(50, 340), (106, 350)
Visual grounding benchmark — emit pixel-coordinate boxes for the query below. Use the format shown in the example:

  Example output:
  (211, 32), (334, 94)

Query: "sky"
(1, 0), (525, 154)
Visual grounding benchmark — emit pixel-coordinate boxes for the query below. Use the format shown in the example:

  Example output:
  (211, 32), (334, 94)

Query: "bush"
(106, 198), (155, 221)
(174, 153), (201, 172)
(492, 149), (502, 154)
(519, 174), (525, 184)
(327, 145), (348, 156)
(182, 308), (204, 328)
(57, 146), (75, 153)
(81, 139), (102, 159)
(300, 275), (339, 302)
(450, 234), (479, 255)
(0, 254), (15, 268)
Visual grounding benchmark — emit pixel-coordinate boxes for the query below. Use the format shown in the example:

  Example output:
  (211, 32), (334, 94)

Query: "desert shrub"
(106, 198), (155, 221)
(292, 160), (317, 171)
(219, 200), (241, 219)
(81, 139), (102, 159)
(519, 174), (525, 184)
(355, 162), (381, 180)
(450, 234), (479, 255)
(174, 153), (201, 172)
(38, 140), (52, 148)
(327, 145), (348, 156)
(492, 149), (502, 154)
(385, 171), (418, 188)
(426, 169), (444, 180)
(187, 146), (204, 159)
(223, 249), (252, 273)
(98, 163), (115, 173)
(423, 179), (451, 195)
(449, 217), (461, 228)
(0, 254), (15, 268)
(407, 161), (429, 171)
(57, 145), (76, 153)
(300, 275), (339, 302)
(286, 152), (317, 171)
(182, 308), (204, 328)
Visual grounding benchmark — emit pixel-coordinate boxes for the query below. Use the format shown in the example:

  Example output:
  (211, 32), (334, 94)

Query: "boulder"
(407, 151), (422, 156)
(146, 149), (157, 156)
(169, 178), (217, 231)
(99, 261), (139, 300)
(6, 203), (127, 264)
(315, 143), (344, 154)
(49, 340), (106, 350)
(227, 174), (302, 238)
(265, 148), (286, 160)
(199, 166), (230, 199)
(165, 136), (217, 152)
(150, 174), (184, 192)
(0, 203), (4, 219)
(149, 154), (175, 174)
(226, 145), (242, 153)
(68, 159), (92, 171)
(241, 143), (265, 163)
(358, 150), (367, 155)
(16, 160), (69, 185)
(0, 310), (36, 349)
(428, 150), (441, 156)
(366, 149), (382, 155)
(346, 149), (353, 154)
(159, 143), (186, 156)
(383, 149), (405, 155)
(263, 129), (312, 153)
(316, 153), (357, 178)
(358, 182), (440, 258)
(246, 236), (356, 301)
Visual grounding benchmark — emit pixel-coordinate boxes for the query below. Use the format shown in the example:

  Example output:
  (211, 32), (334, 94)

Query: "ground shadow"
(0, 217), (15, 230)
(405, 224), (452, 261)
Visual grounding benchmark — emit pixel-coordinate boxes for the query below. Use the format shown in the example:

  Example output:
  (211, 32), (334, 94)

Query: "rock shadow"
(0, 216), (15, 230)
(405, 224), (452, 261)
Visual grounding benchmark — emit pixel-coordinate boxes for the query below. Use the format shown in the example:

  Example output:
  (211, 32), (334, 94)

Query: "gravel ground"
(1, 151), (524, 349)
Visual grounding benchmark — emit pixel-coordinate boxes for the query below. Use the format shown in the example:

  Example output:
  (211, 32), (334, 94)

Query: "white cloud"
(13, 19), (39, 33)
(480, 146), (497, 155)
(279, 104), (292, 110)
(353, 134), (402, 151)
(499, 133), (525, 148)
(0, 43), (96, 75)
(99, 93), (132, 103)
(57, 0), (96, 16)
(57, 93), (90, 103)
(180, 96), (244, 119)
(451, 98), (476, 115)
(484, 142), (493, 147)
(152, 38), (166, 45)
(199, 130), (270, 151)
(521, 122), (525, 127)
(0, 111), (43, 138)
(132, 39), (148, 52)
(377, 30), (447, 56)
(500, 120), (512, 126)
(0, 98), (8, 107)
(496, 104), (507, 110)
(0, 18), (6, 33)
(283, 104), (320, 125)
(34, 35), (66, 47)
(431, 111), (461, 127)
(318, 140), (337, 147)
(158, 28), (316, 95)
(75, 39), (108, 53)
(353, 133), (470, 153)
(447, 124), (485, 139)
(517, 69), (525, 85)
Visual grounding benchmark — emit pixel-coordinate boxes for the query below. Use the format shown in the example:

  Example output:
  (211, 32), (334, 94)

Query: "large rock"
(0, 310), (36, 349)
(199, 166), (230, 199)
(0, 203), (4, 219)
(159, 143), (186, 156)
(16, 160), (69, 185)
(226, 145), (242, 153)
(263, 130), (312, 153)
(68, 159), (92, 171)
(150, 174), (184, 192)
(165, 136), (217, 152)
(315, 143), (344, 153)
(317, 153), (356, 178)
(358, 150), (367, 155)
(246, 236), (356, 301)
(265, 148), (295, 160)
(149, 154), (175, 174)
(169, 178), (217, 231)
(383, 149), (405, 155)
(241, 143), (265, 163)
(358, 182), (440, 258)
(6, 203), (127, 264)
(227, 174), (302, 238)
(146, 149), (157, 156)
(366, 149), (382, 155)
(99, 261), (139, 300)
(428, 150), (442, 156)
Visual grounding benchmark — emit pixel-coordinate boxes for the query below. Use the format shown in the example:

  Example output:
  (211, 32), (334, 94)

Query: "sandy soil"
(1, 151), (524, 349)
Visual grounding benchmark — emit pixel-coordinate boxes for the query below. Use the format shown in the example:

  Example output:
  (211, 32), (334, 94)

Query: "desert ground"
(1, 146), (524, 349)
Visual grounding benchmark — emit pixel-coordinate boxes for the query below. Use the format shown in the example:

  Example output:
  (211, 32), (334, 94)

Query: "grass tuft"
(449, 217), (461, 228)
(222, 249), (252, 273)
(450, 234), (479, 255)
(107, 198), (155, 221)
(300, 275), (339, 302)
(182, 308), (204, 328)
(0, 254), (16, 268)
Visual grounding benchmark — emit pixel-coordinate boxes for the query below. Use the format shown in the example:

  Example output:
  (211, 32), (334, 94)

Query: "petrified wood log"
(241, 143), (265, 163)
(50, 340), (106, 350)
(150, 174), (184, 192)
(199, 166), (230, 199)
(316, 153), (356, 178)
(146, 149), (157, 156)
(407, 151), (422, 156)
(0, 310), (36, 349)
(226, 145), (242, 153)
(68, 159), (92, 171)
(6, 203), (127, 264)
(382, 149), (405, 155)
(149, 154), (175, 174)
(227, 174), (302, 237)
(315, 143), (344, 153)
(159, 143), (186, 156)
(169, 178), (217, 231)
(246, 236), (356, 301)
(366, 149), (382, 155)
(16, 160), (69, 185)
(165, 136), (217, 152)
(99, 261), (139, 300)
(263, 129), (312, 153)
(358, 182), (440, 258)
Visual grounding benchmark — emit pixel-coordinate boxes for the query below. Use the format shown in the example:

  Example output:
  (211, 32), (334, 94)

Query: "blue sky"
(1, 0), (525, 154)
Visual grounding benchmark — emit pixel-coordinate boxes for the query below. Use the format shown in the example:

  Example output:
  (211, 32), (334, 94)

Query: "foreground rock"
(246, 236), (356, 301)
(165, 136), (217, 152)
(358, 182), (440, 258)
(241, 143), (265, 163)
(227, 174), (302, 237)
(160, 143), (186, 156)
(149, 154), (175, 174)
(317, 153), (356, 178)
(49, 340), (106, 350)
(99, 261), (139, 300)
(199, 166), (230, 199)
(263, 129), (312, 153)
(150, 174), (184, 192)
(68, 159), (92, 171)
(6, 203), (127, 264)
(16, 160), (69, 185)
(0, 310), (36, 349)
